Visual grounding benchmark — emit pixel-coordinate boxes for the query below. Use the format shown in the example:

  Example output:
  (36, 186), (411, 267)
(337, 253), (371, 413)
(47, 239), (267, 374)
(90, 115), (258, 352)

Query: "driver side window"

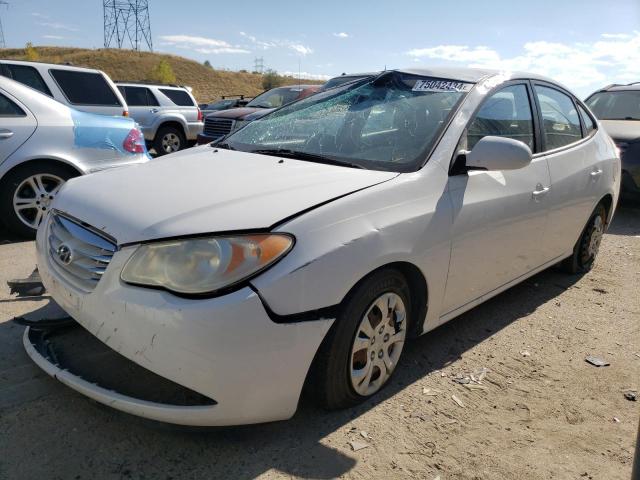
(466, 84), (535, 151)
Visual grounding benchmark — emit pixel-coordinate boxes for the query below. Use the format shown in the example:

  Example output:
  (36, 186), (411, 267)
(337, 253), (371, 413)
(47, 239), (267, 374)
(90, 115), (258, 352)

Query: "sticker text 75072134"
(412, 79), (473, 93)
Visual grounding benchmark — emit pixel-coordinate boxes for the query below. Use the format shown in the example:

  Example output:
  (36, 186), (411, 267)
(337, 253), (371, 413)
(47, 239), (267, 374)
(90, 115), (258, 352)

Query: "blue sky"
(2, 0), (639, 96)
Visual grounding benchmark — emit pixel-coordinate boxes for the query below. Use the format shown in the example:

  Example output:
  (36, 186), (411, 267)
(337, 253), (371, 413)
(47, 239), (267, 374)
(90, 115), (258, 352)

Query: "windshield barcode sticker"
(412, 80), (472, 93)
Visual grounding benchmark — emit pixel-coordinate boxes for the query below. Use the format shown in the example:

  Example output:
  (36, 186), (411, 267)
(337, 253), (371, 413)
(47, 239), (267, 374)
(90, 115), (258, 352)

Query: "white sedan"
(26, 68), (620, 426)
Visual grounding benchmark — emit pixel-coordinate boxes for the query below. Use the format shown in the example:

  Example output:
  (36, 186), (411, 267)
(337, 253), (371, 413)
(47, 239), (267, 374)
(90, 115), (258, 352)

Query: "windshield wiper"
(214, 141), (235, 150)
(252, 148), (366, 169)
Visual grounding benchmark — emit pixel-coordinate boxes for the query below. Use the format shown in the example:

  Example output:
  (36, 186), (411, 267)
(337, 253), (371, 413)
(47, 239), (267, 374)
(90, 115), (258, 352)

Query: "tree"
(148, 60), (176, 84)
(204, 60), (212, 68)
(262, 69), (282, 90)
(24, 43), (39, 61)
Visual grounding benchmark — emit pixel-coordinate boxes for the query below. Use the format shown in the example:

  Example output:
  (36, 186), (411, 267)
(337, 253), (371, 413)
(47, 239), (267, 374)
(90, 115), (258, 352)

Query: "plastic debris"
(7, 267), (45, 297)
(360, 431), (370, 439)
(585, 355), (610, 367)
(452, 376), (471, 385)
(613, 417), (620, 423)
(451, 394), (465, 408)
(349, 441), (370, 452)
(422, 388), (440, 396)
(624, 391), (637, 402)
(520, 350), (531, 357)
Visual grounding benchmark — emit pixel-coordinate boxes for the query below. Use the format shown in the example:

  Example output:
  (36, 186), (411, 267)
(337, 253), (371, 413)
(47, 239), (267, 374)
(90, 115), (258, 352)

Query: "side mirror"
(465, 136), (532, 171)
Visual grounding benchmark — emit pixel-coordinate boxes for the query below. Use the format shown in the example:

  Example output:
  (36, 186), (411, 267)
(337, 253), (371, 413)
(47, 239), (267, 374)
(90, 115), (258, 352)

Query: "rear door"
(0, 90), (37, 165)
(443, 82), (551, 316)
(48, 69), (125, 116)
(531, 83), (601, 260)
(118, 86), (159, 139)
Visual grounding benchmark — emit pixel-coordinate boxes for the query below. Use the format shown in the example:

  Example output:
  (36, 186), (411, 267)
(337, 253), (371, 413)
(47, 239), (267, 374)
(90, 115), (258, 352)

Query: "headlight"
(121, 234), (293, 295)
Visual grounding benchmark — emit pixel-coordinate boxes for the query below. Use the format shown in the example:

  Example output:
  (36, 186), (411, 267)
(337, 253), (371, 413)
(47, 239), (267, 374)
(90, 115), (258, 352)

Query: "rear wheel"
(310, 269), (411, 409)
(153, 126), (185, 156)
(560, 204), (607, 274)
(0, 162), (78, 238)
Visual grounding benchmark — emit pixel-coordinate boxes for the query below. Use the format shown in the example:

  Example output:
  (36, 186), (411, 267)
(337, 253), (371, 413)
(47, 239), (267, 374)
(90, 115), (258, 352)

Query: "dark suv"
(586, 83), (640, 199)
(197, 84), (320, 144)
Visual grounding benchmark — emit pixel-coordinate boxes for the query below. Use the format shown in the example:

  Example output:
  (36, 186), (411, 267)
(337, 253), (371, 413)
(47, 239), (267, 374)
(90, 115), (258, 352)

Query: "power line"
(103, 0), (152, 51)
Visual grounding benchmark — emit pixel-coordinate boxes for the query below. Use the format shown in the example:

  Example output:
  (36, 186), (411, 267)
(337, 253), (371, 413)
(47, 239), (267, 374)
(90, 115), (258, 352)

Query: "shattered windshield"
(224, 72), (472, 172)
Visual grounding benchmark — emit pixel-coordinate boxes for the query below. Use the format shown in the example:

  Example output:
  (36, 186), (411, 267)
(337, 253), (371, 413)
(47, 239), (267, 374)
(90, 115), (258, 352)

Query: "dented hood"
(53, 146), (397, 245)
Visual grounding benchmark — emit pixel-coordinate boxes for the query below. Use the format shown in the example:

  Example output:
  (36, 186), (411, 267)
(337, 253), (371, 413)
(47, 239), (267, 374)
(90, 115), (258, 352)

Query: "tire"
(0, 162), (78, 238)
(153, 126), (185, 156)
(560, 203), (607, 274)
(310, 269), (412, 409)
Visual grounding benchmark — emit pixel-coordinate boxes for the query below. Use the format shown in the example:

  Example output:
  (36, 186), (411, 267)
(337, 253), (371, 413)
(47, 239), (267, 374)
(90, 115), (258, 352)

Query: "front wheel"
(0, 162), (77, 238)
(310, 269), (412, 409)
(560, 204), (607, 274)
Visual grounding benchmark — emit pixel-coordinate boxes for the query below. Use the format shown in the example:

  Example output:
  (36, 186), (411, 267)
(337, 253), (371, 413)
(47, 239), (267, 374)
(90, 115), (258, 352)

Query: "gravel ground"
(0, 205), (638, 480)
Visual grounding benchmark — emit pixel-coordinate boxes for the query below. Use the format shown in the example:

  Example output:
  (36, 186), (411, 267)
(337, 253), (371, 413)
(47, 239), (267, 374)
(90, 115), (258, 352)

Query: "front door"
(442, 82), (551, 316)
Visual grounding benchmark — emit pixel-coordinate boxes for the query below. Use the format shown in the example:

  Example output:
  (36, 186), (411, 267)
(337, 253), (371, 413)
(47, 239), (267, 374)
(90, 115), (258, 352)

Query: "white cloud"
(333, 32), (349, 38)
(240, 32), (313, 56)
(405, 32), (640, 94)
(290, 44), (313, 56)
(42, 35), (64, 40)
(38, 21), (78, 32)
(281, 71), (331, 80)
(159, 35), (250, 54)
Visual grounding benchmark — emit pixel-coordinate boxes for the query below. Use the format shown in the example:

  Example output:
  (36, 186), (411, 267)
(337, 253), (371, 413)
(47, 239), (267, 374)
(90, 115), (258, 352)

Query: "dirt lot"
(1, 205), (638, 480)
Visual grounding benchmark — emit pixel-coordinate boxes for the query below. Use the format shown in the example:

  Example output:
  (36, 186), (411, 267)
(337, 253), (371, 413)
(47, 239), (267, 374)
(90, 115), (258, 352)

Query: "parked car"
(0, 76), (148, 237)
(0, 60), (128, 117)
(200, 95), (250, 115)
(585, 82), (640, 200)
(197, 84), (321, 144)
(27, 68), (619, 426)
(116, 82), (203, 155)
(319, 72), (377, 91)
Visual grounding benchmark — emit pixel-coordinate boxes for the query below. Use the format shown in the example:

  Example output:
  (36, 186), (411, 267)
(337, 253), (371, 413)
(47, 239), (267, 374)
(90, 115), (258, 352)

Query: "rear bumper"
(186, 121), (204, 140)
(33, 230), (334, 426)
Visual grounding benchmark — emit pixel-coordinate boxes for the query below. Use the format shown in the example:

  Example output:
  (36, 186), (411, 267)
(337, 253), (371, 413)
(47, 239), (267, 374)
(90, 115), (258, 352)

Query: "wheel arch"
(0, 157), (82, 185)
(154, 119), (186, 140)
(598, 193), (614, 225)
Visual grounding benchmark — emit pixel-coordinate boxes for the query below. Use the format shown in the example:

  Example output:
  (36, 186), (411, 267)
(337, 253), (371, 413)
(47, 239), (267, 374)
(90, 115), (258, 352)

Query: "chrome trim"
(46, 211), (117, 293)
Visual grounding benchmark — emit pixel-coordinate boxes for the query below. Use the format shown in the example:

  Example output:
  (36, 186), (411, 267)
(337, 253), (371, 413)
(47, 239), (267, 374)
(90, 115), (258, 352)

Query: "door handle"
(590, 168), (603, 179)
(150, 108), (159, 113)
(532, 184), (550, 198)
(0, 129), (14, 139)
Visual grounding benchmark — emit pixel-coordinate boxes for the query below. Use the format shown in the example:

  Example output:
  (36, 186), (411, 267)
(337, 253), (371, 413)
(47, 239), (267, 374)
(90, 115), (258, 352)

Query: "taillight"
(197, 108), (203, 122)
(123, 110), (129, 117)
(123, 128), (145, 154)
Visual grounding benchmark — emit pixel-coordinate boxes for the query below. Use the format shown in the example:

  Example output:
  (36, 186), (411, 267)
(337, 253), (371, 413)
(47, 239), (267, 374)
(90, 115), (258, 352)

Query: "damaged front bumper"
(31, 233), (334, 426)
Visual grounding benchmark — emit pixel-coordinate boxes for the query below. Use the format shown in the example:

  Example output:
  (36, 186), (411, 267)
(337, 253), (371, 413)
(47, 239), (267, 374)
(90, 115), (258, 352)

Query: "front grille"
(203, 117), (234, 138)
(47, 211), (117, 293)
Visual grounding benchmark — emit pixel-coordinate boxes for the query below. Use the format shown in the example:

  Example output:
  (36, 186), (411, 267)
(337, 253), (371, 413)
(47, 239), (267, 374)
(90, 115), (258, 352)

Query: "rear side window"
(578, 104), (596, 136)
(0, 93), (26, 116)
(466, 84), (535, 151)
(49, 69), (121, 106)
(534, 85), (582, 151)
(119, 86), (159, 107)
(159, 89), (194, 106)
(2, 64), (52, 96)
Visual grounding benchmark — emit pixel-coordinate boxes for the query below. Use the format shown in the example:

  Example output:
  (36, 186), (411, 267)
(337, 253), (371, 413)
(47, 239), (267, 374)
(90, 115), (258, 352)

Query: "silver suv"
(0, 60), (128, 117)
(116, 82), (203, 155)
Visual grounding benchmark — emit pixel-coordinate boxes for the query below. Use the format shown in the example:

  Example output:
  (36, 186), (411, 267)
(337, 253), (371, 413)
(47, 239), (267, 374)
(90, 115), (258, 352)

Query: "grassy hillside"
(0, 46), (322, 102)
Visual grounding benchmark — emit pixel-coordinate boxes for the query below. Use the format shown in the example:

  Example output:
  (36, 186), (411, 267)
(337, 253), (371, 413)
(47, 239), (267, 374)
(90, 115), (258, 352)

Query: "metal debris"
(624, 391), (637, 401)
(585, 355), (610, 367)
(7, 267), (45, 297)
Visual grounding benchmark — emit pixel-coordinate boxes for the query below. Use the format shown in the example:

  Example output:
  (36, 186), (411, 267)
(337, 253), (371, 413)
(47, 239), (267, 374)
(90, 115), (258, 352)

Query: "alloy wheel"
(12, 173), (65, 229)
(350, 292), (407, 396)
(161, 133), (181, 153)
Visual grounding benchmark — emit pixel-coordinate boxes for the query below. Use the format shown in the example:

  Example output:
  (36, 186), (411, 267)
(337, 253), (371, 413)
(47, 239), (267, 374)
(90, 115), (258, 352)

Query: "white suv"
(0, 60), (128, 117)
(116, 82), (204, 155)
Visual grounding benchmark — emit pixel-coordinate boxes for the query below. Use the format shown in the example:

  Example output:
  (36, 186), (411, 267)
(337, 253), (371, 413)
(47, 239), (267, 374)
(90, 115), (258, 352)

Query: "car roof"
(394, 66), (558, 85)
(115, 81), (190, 90)
(597, 82), (640, 92)
(0, 59), (105, 74)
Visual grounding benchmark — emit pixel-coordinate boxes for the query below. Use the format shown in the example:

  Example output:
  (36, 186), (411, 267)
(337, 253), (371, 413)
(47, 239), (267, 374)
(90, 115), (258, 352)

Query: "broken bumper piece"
(24, 325), (219, 425)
